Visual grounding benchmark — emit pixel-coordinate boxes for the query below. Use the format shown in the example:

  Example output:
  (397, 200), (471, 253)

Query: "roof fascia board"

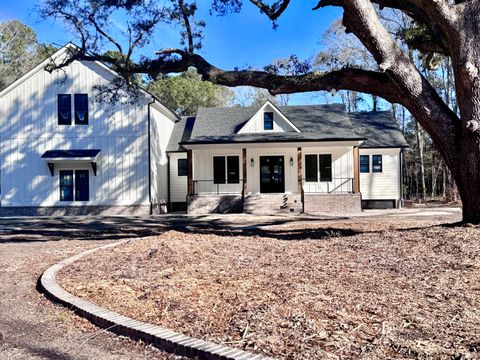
(182, 139), (364, 150)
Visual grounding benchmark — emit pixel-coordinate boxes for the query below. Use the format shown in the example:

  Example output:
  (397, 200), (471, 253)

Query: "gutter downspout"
(147, 97), (155, 215)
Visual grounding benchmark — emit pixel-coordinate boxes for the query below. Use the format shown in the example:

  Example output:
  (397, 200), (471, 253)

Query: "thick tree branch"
(248, 0), (290, 21)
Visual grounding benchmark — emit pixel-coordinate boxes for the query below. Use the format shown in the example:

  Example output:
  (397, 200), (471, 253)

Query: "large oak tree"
(41, 0), (480, 223)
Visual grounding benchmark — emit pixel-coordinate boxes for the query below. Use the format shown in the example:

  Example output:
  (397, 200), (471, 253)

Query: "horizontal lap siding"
(169, 152), (188, 203)
(360, 148), (401, 200)
(0, 58), (150, 207)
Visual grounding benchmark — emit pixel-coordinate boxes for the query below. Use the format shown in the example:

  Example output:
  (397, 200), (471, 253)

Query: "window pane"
(319, 154), (332, 182)
(59, 170), (73, 201)
(75, 170), (89, 201)
(360, 155), (369, 173)
(372, 155), (383, 173)
(305, 155), (318, 182)
(213, 156), (226, 184)
(177, 158), (188, 176)
(227, 156), (240, 183)
(264, 112), (274, 130)
(58, 94), (71, 125)
(74, 94), (89, 125)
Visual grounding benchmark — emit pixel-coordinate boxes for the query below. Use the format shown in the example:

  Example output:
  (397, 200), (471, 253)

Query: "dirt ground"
(57, 213), (479, 359)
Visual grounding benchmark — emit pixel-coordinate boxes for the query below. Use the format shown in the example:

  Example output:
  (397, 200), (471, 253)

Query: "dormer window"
(74, 94), (89, 125)
(264, 112), (274, 130)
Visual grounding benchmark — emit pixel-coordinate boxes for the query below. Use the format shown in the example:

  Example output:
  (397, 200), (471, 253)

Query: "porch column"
(353, 146), (360, 193)
(297, 147), (302, 193)
(187, 149), (193, 196)
(242, 148), (247, 197)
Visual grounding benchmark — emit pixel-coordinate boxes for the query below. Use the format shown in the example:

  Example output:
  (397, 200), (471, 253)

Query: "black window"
(372, 155), (383, 173)
(227, 156), (240, 183)
(75, 170), (89, 201)
(305, 154), (318, 182)
(264, 112), (274, 130)
(58, 94), (72, 125)
(59, 170), (74, 201)
(319, 154), (332, 182)
(213, 156), (226, 184)
(177, 158), (188, 176)
(74, 94), (89, 125)
(360, 155), (370, 173)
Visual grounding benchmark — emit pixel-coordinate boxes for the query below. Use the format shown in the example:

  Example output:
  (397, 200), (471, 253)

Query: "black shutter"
(227, 156), (240, 183)
(58, 94), (72, 125)
(74, 94), (89, 125)
(305, 154), (318, 182)
(75, 170), (89, 201)
(319, 154), (332, 182)
(213, 156), (226, 184)
(59, 170), (74, 201)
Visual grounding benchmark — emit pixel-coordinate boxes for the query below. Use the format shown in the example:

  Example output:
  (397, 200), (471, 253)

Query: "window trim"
(360, 155), (370, 173)
(213, 155), (241, 184)
(177, 158), (188, 177)
(372, 154), (383, 173)
(304, 153), (333, 183)
(263, 112), (274, 131)
(58, 94), (72, 125)
(74, 93), (89, 125)
(59, 170), (74, 201)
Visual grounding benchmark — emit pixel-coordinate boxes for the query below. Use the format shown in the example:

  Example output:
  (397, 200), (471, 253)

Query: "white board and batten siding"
(169, 152), (188, 203)
(237, 103), (298, 134)
(0, 48), (176, 208)
(360, 148), (401, 201)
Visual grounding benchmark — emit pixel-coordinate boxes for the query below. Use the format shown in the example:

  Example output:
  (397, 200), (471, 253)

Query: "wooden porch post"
(353, 146), (360, 193)
(297, 147), (302, 193)
(187, 149), (193, 196)
(242, 148), (247, 197)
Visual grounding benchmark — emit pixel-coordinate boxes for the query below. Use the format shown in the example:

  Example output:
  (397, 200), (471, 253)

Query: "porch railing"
(302, 178), (354, 194)
(193, 179), (244, 195)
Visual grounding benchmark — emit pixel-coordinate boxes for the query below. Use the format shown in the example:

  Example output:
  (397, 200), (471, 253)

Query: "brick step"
(244, 194), (302, 215)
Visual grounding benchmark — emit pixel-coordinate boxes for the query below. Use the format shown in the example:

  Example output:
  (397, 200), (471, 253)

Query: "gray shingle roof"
(184, 104), (364, 145)
(169, 103), (407, 150)
(350, 111), (409, 148)
(166, 116), (196, 152)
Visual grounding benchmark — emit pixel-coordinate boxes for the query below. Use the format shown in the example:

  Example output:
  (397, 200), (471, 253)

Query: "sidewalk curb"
(39, 239), (274, 360)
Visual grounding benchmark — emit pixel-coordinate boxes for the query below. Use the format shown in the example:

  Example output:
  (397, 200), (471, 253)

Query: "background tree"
(0, 20), (56, 91)
(146, 68), (234, 115)
(40, 0), (480, 223)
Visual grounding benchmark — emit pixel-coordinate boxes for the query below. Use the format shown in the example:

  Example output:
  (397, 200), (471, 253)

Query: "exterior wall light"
(250, 158), (254, 167)
(290, 157), (294, 166)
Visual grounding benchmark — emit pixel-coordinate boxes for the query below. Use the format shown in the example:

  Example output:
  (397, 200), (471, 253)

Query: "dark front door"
(260, 156), (285, 193)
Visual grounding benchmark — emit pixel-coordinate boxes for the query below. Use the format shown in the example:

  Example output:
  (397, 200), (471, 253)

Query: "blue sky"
(0, 0), (345, 105)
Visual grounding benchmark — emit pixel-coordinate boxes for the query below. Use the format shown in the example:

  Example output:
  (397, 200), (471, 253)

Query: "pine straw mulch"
(58, 219), (480, 359)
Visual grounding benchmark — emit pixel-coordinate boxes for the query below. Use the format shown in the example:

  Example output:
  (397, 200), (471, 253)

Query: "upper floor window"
(58, 94), (72, 125)
(360, 155), (370, 173)
(74, 94), (89, 125)
(264, 112), (274, 130)
(58, 93), (89, 126)
(372, 155), (383, 173)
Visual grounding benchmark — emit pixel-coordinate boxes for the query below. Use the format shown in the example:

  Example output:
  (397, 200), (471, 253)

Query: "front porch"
(185, 142), (362, 215)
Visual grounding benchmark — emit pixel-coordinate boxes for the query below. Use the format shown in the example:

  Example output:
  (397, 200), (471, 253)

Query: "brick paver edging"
(39, 240), (275, 360)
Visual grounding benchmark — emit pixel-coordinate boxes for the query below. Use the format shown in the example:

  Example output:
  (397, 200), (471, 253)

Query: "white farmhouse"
(0, 44), (408, 216)
(0, 44), (177, 215)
